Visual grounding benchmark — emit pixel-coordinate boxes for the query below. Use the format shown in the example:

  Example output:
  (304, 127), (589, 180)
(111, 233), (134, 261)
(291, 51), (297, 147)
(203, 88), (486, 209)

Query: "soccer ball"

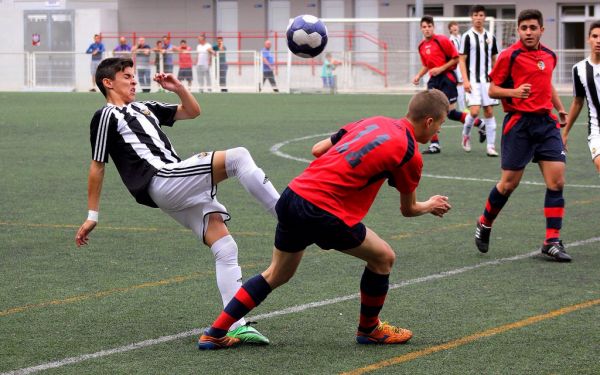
(286, 15), (328, 58)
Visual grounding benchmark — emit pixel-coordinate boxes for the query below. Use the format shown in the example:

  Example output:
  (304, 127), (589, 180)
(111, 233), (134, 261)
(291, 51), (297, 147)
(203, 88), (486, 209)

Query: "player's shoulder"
(92, 104), (117, 118)
(573, 58), (587, 71)
(538, 43), (556, 59)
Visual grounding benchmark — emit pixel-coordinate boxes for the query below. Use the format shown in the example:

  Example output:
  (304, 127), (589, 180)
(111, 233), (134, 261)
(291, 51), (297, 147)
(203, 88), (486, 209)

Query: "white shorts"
(588, 134), (600, 161)
(466, 82), (499, 107)
(148, 152), (230, 240)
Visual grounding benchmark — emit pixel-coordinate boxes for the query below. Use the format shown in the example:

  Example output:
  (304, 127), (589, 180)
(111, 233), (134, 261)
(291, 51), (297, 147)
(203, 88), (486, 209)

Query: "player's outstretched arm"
(562, 97), (585, 151)
(153, 73), (201, 120)
(400, 192), (451, 217)
(75, 160), (105, 247)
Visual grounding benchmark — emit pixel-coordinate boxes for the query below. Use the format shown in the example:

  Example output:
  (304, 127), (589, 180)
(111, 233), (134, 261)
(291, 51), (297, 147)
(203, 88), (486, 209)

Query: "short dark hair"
(95, 57), (133, 97)
(447, 21), (458, 30)
(589, 21), (600, 36)
(420, 15), (434, 26)
(470, 5), (486, 15)
(518, 9), (543, 27)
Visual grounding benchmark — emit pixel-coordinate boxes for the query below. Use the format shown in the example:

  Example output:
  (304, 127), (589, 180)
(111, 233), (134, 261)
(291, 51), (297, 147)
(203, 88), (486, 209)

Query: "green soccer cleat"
(226, 323), (270, 345)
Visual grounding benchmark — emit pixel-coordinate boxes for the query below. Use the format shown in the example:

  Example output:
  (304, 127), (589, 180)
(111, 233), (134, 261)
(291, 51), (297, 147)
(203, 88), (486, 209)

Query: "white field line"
(269, 131), (600, 189)
(4, 236), (599, 375)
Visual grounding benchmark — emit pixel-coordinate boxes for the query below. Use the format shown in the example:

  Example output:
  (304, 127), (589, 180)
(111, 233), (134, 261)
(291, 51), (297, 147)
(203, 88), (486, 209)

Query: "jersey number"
(335, 124), (390, 168)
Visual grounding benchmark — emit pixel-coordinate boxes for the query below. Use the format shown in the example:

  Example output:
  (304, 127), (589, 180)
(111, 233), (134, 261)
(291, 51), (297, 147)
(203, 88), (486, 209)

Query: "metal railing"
(0, 49), (588, 94)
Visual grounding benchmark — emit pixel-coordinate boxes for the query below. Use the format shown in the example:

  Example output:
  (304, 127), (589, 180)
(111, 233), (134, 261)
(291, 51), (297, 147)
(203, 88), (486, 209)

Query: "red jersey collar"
(516, 39), (546, 52)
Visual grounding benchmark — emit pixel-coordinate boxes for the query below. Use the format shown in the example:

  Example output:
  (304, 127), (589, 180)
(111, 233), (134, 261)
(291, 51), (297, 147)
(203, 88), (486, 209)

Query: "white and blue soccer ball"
(286, 15), (328, 58)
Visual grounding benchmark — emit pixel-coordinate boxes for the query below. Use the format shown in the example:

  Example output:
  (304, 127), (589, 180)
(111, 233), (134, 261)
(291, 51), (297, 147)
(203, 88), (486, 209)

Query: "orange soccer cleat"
(356, 321), (413, 345)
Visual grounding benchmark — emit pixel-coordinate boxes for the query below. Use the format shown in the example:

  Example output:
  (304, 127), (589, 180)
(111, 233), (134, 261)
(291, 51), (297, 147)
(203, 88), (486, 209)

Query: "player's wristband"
(87, 210), (99, 222)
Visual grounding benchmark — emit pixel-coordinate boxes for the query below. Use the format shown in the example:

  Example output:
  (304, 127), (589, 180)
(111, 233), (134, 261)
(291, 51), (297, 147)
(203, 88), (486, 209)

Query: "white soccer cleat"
(462, 135), (472, 152)
(486, 146), (499, 157)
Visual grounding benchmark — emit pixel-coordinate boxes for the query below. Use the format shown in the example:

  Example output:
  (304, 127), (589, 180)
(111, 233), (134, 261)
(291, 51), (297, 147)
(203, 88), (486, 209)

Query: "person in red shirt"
(197, 89), (452, 350)
(413, 15), (483, 154)
(175, 40), (193, 90)
(474, 9), (571, 262)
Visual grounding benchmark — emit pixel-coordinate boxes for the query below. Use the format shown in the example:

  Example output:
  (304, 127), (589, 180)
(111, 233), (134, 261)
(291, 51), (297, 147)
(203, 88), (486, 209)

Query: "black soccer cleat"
(540, 241), (572, 262)
(475, 220), (491, 253)
(477, 121), (487, 143)
(422, 143), (441, 154)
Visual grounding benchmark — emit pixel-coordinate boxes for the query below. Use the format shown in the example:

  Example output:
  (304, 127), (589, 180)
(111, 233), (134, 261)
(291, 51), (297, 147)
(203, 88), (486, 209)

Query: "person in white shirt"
(459, 5), (499, 157)
(563, 21), (600, 175)
(448, 21), (466, 112)
(196, 34), (215, 92)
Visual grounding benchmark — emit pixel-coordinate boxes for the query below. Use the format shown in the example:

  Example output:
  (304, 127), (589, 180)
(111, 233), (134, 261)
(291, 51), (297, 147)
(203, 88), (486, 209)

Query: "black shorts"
(501, 112), (566, 170)
(427, 74), (458, 104)
(274, 188), (367, 253)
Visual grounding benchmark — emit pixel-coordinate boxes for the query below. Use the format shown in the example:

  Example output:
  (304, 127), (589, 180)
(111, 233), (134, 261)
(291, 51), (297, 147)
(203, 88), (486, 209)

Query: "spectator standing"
(196, 34), (214, 93)
(162, 36), (174, 74)
(153, 40), (164, 73)
(85, 34), (105, 92)
(260, 40), (279, 92)
(213, 36), (228, 92)
(177, 40), (193, 91)
(321, 52), (341, 91)
(132, 37), (152, 93)
(113, 36), (131, 57)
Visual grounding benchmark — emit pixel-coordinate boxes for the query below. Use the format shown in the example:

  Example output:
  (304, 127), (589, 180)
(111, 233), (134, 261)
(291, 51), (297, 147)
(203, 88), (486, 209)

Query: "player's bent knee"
(225, 147), (257, 176)
(369, 244), (395, 274)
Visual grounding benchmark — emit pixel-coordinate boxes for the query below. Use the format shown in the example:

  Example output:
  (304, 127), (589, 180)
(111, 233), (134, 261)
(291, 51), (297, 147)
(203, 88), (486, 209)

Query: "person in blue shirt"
(162, 35), (174, 74)
(86, 34), (105, 92)
(260, 40), (278, 92)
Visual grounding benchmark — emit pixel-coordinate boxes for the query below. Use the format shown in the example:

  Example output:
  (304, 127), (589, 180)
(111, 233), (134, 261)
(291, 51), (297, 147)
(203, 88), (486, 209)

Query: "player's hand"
(514, 83), (532, 99)
(75, 220), (97, 247)
(429, 67), (442, 77)
(412, 75), (420, 85)
(428, 195), (451, 217)
(463, 80), (472, 93)
(154, 73), (183, 92)
(558, 110), (568, 128)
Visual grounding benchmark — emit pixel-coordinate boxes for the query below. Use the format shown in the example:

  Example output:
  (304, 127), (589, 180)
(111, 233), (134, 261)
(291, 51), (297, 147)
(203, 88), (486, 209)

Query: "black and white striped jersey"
(90, 101), (180, 207)
(460, 28), (498, 83)
(573, 58), (600, 137)
(449, 34), (463, 82)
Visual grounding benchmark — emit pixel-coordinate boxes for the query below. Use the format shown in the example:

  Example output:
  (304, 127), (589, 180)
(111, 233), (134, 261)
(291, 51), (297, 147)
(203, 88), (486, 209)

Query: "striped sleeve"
(459, 33), (469, 55)
(89, 107), (113, 163)
(572, 65), (585, 98)
(143, 101), (178, 127)
(491, 36), (499, 55)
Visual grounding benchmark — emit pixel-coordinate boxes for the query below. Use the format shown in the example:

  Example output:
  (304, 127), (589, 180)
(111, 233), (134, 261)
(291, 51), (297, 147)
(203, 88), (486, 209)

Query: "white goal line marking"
(269, 132), (600, 189)
(4, 237), (599, 375)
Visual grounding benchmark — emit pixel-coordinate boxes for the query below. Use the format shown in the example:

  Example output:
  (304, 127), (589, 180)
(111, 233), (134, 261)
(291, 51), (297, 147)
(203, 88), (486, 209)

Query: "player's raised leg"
(212, 148), (280, 216)
(342, 228), (412, 345)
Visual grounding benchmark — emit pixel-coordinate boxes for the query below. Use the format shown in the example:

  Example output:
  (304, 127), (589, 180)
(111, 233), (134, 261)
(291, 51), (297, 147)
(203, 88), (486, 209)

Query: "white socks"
(463, 113), (476, 136)
(211, 234), (245, 330)
(225, 147), (280, 217)
(484, 117), (497, 148)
